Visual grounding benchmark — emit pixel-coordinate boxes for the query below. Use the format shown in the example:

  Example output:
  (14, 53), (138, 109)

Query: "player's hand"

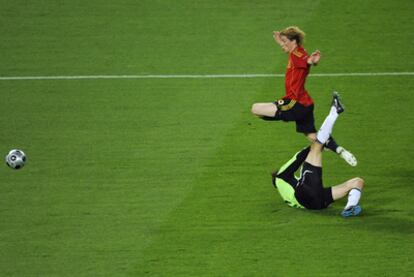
(308, 50), (321, 65)
(273, 31), (283, 45)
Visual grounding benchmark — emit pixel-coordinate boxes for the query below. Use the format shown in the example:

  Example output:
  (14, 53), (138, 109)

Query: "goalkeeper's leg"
(272, 146), (311, 186)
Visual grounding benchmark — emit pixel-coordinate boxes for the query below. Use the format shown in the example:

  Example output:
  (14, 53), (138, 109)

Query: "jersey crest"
(292, 49), (303, 58)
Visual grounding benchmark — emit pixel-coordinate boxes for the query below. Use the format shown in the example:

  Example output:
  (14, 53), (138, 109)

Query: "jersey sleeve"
(291, 49), (309, 69)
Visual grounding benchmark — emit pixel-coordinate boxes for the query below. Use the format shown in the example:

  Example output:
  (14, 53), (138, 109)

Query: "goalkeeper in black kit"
(272, 92), (364, 217)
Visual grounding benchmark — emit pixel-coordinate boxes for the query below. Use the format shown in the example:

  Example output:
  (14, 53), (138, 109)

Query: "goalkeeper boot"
(341, 205), (362, 217)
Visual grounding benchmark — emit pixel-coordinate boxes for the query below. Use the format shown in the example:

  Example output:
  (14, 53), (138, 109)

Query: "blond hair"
(280, 26), (306, 46)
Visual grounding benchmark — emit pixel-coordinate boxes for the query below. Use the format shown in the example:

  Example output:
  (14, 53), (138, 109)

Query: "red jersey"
(284, 46), (314, 106)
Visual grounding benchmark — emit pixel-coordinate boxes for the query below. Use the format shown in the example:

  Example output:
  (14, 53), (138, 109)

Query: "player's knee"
(251, 103), (277, 117)
(306, 133), (317, 143)
(251, 103), (260, 115)
(351, 177), (364, 190)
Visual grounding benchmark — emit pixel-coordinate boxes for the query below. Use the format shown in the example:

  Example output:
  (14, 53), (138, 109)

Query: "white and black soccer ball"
(5, 149), (27, 170)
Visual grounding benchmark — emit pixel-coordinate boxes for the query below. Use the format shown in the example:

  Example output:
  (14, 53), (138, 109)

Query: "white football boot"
(337, 146), (357, 167)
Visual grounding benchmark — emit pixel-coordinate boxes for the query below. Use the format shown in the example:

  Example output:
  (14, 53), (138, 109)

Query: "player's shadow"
(390, 168), (414, 179)
(386, 168), (414, 190)
(313, 168), (414, 234)
(316, 207), (414, 235)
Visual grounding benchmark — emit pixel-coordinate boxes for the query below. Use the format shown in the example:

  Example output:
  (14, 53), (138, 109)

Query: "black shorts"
(294, 162), (333, 210)
(273, 99), (316, 134)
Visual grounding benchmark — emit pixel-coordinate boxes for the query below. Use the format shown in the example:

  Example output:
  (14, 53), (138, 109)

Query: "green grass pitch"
(1, 0), (413, 276)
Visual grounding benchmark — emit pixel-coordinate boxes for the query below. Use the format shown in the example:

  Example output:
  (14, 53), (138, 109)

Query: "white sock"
(316, 106), (339, 144)
(345, 188), (362, 209)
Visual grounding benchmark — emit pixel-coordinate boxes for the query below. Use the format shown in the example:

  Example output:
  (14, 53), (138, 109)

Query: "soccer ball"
(5, 149), (27, 170)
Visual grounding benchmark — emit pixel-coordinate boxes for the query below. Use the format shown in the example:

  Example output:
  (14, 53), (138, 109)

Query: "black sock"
(325, 136), (339, 153)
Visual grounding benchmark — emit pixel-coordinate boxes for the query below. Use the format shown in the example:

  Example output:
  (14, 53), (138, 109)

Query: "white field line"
(0, 72), (413, 81)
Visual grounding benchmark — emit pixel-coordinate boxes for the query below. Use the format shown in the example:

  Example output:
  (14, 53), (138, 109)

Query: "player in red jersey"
(251, 26), (357, 166)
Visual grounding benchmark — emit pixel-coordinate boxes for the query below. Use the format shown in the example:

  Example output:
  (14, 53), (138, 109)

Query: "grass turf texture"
(1, 0), (413, 276)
